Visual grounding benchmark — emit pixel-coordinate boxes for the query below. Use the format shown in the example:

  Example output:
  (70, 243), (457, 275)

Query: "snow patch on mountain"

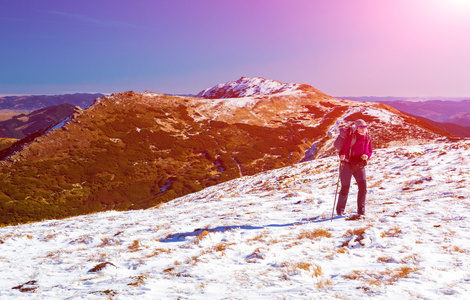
(362, 107), (397, 123)
(197, 77), (305, 99)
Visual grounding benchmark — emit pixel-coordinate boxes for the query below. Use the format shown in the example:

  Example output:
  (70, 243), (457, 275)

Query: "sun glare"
(420, 0), (470, 21)
(434, 0), (470, 12)
(451, 0), (470, 7)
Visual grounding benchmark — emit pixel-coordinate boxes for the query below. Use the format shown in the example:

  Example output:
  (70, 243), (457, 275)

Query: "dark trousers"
(336, 162), (367, 215)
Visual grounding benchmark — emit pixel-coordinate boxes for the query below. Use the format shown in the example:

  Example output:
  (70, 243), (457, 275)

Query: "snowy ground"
(1, 139), (469, 299)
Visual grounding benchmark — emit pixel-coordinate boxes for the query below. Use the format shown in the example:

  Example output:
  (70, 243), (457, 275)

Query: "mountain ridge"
(0, 78), (457, 225)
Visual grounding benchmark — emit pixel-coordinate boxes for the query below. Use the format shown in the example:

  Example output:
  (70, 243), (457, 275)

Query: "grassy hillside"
(0, 138), (18, 151)
(0, 92), (453, 225)
(0, 93), (347, 225)
(0, 104), (77, 139)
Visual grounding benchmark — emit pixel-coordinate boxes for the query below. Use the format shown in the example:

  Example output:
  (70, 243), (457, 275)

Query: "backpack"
(334, 125), (372, 164)
(333, 126), (354, 151)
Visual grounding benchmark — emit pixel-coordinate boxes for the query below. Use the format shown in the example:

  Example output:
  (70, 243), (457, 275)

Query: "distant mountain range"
(341, 96), (470, 137)
(0, 103), (79, 139)
(0, 77), (456, 225)
(341, 96), (470, 102)
(0, 93), (103, 111)
(343, 96), (470, 126)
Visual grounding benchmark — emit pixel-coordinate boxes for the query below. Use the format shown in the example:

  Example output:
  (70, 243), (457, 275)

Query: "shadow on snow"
(160, 215), (343, 243)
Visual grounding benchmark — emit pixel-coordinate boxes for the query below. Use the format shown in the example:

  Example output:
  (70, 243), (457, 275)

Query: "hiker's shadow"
(159, 215), (339, 243)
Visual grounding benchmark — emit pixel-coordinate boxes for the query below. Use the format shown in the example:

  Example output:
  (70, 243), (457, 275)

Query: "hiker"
(336, 119), (372, 216)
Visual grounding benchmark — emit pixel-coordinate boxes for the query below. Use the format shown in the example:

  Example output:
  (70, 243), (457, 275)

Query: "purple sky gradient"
(1, 0), (470, 97)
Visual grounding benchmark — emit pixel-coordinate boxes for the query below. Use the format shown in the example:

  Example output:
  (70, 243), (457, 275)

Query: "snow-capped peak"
(196, 77), (306, 99)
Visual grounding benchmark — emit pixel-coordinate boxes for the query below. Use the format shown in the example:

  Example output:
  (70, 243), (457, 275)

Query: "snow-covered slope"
(1, 139), (469, 299)
(196, 77), (313, 99)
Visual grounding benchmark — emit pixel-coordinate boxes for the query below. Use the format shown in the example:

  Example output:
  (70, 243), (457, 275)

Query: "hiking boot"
(346, 214), (365, 221)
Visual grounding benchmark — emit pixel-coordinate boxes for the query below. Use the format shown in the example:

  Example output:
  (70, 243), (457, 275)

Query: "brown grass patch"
(128, 273), (149, 287)
(381, 227), (402, 238)
(69, 235), (93, 244)
(298, 228), (332, 240)
(99, 237), (121, 248)
(278, 262), (323, 279)
(193, 230), (209, 245)
(212, 242), (235, 253)
(247, 232), (268, 243)
(443, 245), (468, 254)
(128, 240), (141, 252)
(246, 248), (265, 263)
(145, 248), (172, 259)
(344, 266), (419, 286)
(343, 226), (372, 237)
(401, 254), (420, 264)
(377, 256), (394, 263)
(316, 279), (333, 289)
(341, 225), (372, 247)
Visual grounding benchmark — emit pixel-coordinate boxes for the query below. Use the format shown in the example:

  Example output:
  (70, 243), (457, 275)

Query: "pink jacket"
(339, 131), (373, 160)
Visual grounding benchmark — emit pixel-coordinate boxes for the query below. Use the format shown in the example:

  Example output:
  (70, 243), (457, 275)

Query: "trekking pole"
(331, 162), (342, 222)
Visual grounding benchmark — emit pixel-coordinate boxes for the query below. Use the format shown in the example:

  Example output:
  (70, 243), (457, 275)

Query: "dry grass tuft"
(443, 245), (469, 254)
(278, 262), (323, 279)
(41, 232), (60, 242)
(381, 227), (402, 238)
(45, 250), (65, 261)
(341, 226), (372, 247)
(248, 231), (268, 243)
(163, 264), (192, 278)
(298, 228), (332, 241)
(343, 226), (372, 237)
(193, 230), (209, 245)
(343, 266), (419, 286)
(128, 240), (140, 252)
(316, 278), (333, 289)
(378, 256), (394, 263)
(145, 248), (172, 259)
(246, 248), (265, 263)
(99, 237), (121, 248)
(212, 242), (235, 253)
(89, 289), (117, 297)
(401, 254), (420, 264)
(311, 264), (323, 277)
(128, 273), (149, 287)
(69, 235), (93, 244)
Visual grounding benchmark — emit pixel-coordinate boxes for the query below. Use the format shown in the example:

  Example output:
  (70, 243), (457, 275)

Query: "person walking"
(336, 119), (373, 216)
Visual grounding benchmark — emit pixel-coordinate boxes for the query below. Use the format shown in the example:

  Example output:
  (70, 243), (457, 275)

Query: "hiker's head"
(355, 119), (367, 134)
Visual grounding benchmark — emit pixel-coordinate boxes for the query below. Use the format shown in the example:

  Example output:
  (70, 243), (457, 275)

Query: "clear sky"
(1, 0), (470, 97)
